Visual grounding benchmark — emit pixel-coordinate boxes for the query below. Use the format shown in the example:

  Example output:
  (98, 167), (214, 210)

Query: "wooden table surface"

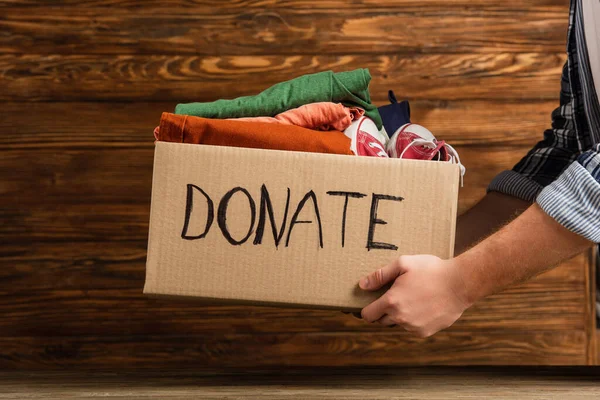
(1, 368), (599, 399)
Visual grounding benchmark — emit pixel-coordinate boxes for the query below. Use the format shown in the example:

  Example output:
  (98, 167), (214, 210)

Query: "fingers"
(377, 315), (397, 327)
(359, 257), (408, 291)
(361, 294), (392, 323)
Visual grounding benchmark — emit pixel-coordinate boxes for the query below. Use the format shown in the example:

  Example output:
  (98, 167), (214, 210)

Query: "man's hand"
(357, 204), (593, 338)
(359, 255), (471, 338)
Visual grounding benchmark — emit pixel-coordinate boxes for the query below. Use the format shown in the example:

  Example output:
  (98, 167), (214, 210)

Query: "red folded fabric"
(155, 112), (354, 155)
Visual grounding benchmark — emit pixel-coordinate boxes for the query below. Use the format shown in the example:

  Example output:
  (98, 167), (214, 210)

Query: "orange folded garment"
(155, 112), (354, 155)
(230, 102), (364, 132)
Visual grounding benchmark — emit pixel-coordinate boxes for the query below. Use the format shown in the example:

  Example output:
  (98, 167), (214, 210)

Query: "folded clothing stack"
(154, 68), (465, 178)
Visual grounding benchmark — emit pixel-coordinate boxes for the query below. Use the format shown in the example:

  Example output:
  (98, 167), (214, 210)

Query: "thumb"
(359, 257), (409, 291)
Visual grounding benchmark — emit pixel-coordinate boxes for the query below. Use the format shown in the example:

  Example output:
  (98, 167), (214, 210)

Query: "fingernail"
(360, 277), (369, 288)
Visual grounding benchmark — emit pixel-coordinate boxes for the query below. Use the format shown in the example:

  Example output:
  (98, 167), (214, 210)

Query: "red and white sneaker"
(387, 123), (465, 184)
(343, 116), (389, 158)
(387, 123), (440, 159)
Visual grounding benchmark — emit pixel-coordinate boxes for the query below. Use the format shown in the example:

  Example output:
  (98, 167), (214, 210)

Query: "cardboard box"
(144, 142), (460, 310)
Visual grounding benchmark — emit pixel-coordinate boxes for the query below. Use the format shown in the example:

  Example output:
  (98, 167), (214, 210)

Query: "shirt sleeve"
(489, 2), (600, 243)
(488, 62), (582, 202)
(536, 146), (600, 243)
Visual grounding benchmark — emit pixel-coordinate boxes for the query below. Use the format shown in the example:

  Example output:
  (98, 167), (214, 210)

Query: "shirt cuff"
(536, 157), (600, 243)
(487, 170), (544, 202)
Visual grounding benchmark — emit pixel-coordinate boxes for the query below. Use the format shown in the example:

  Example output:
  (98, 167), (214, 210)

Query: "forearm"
(455, 203), (593, 305)
(455, 191), (531, 255)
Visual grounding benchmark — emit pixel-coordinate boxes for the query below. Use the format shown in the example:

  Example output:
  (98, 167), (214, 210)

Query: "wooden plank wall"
(0, 0), (596, 368)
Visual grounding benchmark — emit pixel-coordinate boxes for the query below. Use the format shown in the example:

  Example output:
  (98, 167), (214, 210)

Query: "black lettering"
(217, 187), (256, 246)
(181, 184), (214, 240)
(253, 185), (291, 248)
(285, 190), (324, 248)
(367, 193), (404, 251)
(326, 191), (367, 247)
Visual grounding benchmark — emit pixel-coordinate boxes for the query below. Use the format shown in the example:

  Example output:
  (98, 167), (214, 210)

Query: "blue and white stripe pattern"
(489, 0), (600, 244)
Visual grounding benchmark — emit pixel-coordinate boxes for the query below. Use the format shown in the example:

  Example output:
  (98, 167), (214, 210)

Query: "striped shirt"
(488, 0), (600, 243)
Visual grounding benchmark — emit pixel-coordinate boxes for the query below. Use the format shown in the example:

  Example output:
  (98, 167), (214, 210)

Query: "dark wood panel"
(0, 54), (565, 102)
(457, 146), (533, 212)
(0, 7), (568, 55)
(0, 242), (585, 290)
(0, 100), (551, 149)
(0, 146), (528, 242)
(585, 248), (597, 365)
(0, 285), (586, 337)
(0, 331), (587, 369)
(0, 242), (586, 292)
(0, 242), (147, 291)
(1, 204), (151, 242)
(0, 0), (570, 10)
(0, 253), (588, 335)
(0, 102), (165, 149)
(1, 149), (154, 206)
(0, 0), (591, 370)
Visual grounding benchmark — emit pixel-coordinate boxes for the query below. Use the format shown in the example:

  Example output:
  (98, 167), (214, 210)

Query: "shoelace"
(399, 138), (441, 160)
(443, 143), (466, 187)
(399, 139), (466, 187)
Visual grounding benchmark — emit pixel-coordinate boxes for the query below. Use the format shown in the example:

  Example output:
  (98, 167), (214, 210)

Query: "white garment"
(583, 0), (600, 103)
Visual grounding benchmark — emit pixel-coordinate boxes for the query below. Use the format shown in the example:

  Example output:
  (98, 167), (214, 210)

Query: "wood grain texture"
(1, 368), (599, 400)
(0, 53), (565, 102)
(1, 243), (584, 292)
(0, 98), (549, 244)
(0, 0), (571, 10)
(0, 7), (568, 55)
(0, 145), (530, 242)
(586, 248), (597, 365)
(0, 100), (551, 148)
(0, 239), (590, 340)
(0, 331), (589, 370)
(0, 279), (587, 337)
(1, 0), (596, 369)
